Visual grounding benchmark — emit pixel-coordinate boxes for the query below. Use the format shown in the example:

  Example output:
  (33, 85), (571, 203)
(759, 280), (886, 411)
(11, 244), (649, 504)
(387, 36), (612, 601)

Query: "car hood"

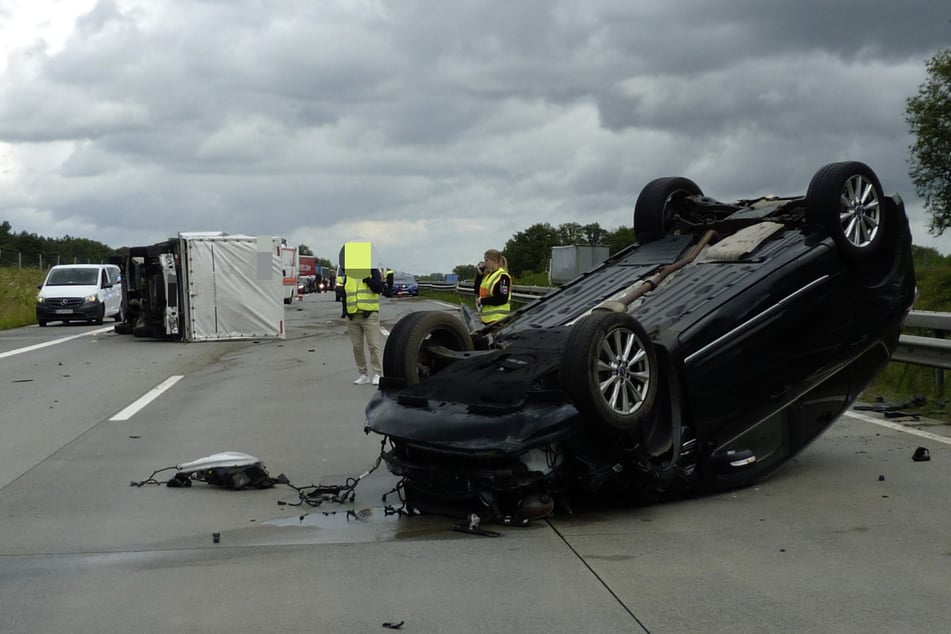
(365, 390), (578, 452)
(39, 283), (99, 299)
(365, 327), (579, 452)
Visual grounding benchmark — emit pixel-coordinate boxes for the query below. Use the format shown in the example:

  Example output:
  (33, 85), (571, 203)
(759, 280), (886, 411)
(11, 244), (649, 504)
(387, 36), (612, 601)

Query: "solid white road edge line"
(0, 326), (114, 360)
(110, 375), (184, 421)
(844, 410), (951, 446)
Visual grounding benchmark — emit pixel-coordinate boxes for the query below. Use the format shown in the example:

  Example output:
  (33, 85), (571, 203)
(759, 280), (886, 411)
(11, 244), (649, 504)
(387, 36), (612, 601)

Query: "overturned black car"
(365, 162), (917, 524)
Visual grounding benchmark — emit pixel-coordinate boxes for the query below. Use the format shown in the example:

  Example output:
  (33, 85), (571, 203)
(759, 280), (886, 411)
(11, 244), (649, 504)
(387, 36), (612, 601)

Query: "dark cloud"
(1, 0), (949, 272)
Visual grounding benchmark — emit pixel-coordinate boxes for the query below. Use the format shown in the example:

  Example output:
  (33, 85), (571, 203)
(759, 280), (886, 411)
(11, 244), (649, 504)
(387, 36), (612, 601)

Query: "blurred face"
(483, 254), (500, 273)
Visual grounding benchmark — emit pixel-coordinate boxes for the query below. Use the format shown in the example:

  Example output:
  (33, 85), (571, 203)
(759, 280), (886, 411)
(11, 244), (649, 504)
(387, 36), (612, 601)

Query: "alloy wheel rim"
(596, 327), (651, 415)
(839, 174), (881, 248)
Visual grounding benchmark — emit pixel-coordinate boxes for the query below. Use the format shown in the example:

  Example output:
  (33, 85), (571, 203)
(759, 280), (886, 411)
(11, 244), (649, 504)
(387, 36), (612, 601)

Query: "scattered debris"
(382, 621), (405, 630)
(878, 475), (885, 481)
(855, 395), (928, 419)
(913, 447), (931, 462)
(453, 513), (501, 538)
(212, 532), (220, 544)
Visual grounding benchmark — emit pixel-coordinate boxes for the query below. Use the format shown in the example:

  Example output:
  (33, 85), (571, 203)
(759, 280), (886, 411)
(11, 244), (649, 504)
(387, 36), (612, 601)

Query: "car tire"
(561, 311), (658, 430)
(383, 311), (474, 386)
(805, 161), (887, 260)
(93, 305), (105, 325)
(38, 320), (47, 327)
(634, 177), (703, 243)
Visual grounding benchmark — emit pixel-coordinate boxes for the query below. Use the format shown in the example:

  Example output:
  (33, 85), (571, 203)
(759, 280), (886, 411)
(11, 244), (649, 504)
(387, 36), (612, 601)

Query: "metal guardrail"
(419, 283), (951, 370)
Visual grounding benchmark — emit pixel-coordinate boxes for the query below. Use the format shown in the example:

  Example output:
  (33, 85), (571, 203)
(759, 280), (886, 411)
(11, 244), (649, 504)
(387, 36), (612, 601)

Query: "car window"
(395, 273), (416, 283)
(46, 268), (99, 286)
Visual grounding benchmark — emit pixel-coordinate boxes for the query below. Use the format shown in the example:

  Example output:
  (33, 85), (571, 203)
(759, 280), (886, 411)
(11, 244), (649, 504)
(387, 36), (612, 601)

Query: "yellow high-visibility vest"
(479, 267), (511, 323)
(341, 242), (379, 314)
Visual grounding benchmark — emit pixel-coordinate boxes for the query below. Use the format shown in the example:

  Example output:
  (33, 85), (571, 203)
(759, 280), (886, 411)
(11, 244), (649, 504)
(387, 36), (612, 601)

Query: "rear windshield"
(46, 268), (99, 286)
(395, 274), (416, 283)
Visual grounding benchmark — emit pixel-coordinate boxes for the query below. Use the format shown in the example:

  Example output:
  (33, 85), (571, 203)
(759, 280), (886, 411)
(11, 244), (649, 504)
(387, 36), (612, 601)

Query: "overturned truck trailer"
(112, 232), (286, 341)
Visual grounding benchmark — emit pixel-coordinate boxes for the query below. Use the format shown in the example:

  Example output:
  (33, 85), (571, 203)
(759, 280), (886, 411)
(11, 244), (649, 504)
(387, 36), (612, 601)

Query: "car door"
(103, 266), (121, 316)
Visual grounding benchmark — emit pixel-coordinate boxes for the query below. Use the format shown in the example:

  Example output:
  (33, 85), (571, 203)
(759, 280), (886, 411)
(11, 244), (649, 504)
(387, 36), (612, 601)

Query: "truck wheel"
(634, 177), (703, 243)
(383, 311), (474, 386)
(561, 311), (658, 430)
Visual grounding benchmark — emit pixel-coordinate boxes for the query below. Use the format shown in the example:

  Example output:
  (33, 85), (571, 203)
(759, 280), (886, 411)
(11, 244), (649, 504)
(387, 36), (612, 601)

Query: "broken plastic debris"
(912, 447), (931, 462)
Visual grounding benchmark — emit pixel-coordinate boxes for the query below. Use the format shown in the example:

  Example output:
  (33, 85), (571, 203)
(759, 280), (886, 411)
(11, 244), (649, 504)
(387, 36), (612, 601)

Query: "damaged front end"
(383, 440), (562, 525)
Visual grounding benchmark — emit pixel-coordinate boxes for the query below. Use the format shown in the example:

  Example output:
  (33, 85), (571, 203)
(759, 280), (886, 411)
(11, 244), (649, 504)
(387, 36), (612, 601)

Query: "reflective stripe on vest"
(345, 276), (379, 313)
(479, 267), (511, 323)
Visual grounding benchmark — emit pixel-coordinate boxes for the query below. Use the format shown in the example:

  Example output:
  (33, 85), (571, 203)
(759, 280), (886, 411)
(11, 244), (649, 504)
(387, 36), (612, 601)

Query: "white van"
(36, 264), (123, 326)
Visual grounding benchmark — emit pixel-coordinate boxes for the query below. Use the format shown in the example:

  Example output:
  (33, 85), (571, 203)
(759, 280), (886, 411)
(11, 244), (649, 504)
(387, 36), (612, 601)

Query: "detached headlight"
(84, 294), (99, 303)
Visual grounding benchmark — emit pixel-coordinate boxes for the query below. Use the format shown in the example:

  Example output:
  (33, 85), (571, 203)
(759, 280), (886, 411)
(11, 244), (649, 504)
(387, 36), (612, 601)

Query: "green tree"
(604, 226), (637, 254)
(453, 263), (477, 280)
(906, 47), (951, 234)
(503, 222), (559, 277)
(298, 244), (314, 256)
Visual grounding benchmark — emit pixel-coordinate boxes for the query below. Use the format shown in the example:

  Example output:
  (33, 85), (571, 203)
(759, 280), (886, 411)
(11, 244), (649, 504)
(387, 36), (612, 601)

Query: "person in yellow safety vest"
(340, 242), (386, 385)
(473, 248), (512, 325)
(383, 268), (394, 297)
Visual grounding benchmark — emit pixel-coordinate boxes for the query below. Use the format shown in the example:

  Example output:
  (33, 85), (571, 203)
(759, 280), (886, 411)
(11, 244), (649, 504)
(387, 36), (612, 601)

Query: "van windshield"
(46, 268), (99, 286)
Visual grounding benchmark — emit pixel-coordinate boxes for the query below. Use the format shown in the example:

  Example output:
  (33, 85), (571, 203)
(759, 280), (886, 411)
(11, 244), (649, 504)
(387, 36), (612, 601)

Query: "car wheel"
(383, 311), (474, 386)
(94, 305), (105, 325)
(634, 177), (703, 243)
(805, 161), (887, 260)
(561, 311), (658, 430)
(38, 320), (47, 327)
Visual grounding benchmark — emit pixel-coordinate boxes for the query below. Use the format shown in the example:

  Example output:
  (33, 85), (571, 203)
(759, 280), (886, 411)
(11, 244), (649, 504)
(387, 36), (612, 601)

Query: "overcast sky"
(1, 0), (949, 274)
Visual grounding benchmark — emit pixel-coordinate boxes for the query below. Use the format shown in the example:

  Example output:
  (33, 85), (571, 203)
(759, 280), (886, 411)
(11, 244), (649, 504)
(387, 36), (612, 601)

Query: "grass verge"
(0, 267), (44, 330)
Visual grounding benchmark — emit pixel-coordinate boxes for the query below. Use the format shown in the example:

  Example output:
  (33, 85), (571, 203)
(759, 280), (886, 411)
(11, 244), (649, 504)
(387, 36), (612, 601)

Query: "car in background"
(391, 272), (419, 297)
(36, 264), (123, 326)
(366, 161), (917, 525)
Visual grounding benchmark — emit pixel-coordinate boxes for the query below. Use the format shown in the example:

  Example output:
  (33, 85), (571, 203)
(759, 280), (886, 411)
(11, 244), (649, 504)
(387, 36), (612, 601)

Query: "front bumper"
(37, 301), (100, 321)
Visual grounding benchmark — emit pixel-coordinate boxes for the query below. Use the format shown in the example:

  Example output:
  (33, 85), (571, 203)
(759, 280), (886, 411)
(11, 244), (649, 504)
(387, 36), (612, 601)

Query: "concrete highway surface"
(1, 292), (949, 633)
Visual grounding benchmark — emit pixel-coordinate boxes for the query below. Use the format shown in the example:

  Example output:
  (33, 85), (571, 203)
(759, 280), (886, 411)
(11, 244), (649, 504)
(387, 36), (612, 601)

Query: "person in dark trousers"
(473, 248), (512, 325)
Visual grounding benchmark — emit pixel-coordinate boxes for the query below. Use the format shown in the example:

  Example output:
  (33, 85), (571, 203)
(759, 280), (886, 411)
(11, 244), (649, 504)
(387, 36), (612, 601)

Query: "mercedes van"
(36, 264), (123, 326)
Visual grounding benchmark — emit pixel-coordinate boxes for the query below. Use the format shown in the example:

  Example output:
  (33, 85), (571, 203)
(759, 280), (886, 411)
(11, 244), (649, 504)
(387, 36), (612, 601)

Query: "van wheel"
(94, 305), (105, 325)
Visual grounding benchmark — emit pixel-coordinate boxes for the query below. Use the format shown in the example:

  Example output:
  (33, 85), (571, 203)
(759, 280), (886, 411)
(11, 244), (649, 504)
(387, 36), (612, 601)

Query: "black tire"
(561, 311), (658, 430)
(634, 177), (703, 243)
(93, 305), (105, 325)
(382, 311), (474, 386)
(38, 320), (47, 327)
(805, 161), (887, 260)
(113, 309), (123, 322)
